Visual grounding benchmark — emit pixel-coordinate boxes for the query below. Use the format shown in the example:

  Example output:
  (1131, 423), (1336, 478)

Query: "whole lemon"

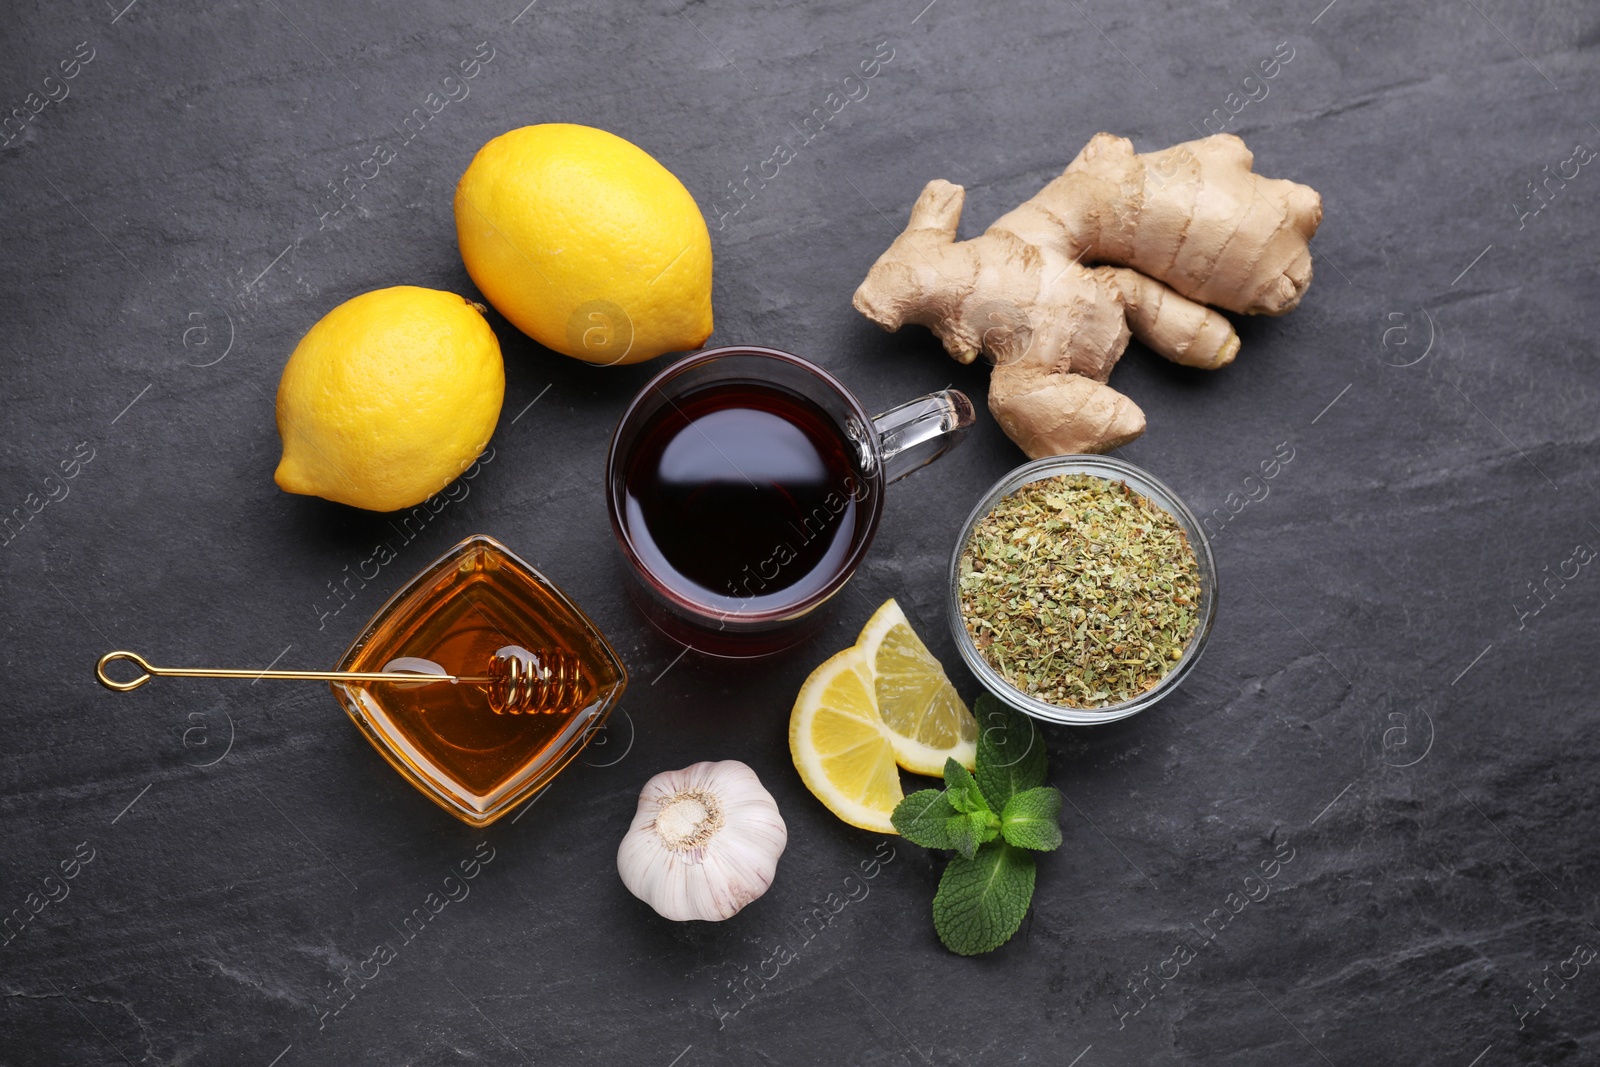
(274, 286), (504, 512)
(454, 124), (713, 365)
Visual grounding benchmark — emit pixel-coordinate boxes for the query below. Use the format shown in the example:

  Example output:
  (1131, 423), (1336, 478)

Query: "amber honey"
(333, 535), (626, 826)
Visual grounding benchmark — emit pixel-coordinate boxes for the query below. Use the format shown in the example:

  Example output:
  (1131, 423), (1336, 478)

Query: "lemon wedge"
(789, 646), (903, 833)
(856, 599), (977, 776)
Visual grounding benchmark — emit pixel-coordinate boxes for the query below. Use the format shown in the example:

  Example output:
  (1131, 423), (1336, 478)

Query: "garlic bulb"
(617, 760), (787, 922)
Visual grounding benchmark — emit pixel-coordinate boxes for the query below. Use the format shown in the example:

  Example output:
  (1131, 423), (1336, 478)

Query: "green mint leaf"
(894, 788), (1002, 859)
(931, 840), (1037, 955)
(1000, 787), (1063, 851)
(949, 809), (1002, 860)
(948, 811), (982, 859)
(943, 757), (989, 815)
(974, 696), (1047, 811)
(891, 789), (962, 849)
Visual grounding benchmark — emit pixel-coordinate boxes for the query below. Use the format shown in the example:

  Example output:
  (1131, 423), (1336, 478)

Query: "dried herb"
(958, 473), (1200, 709)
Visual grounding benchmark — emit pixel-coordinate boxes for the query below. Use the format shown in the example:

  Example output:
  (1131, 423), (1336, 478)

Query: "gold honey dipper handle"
(94, 650), (484, 691)
(94, 649), (578, 715)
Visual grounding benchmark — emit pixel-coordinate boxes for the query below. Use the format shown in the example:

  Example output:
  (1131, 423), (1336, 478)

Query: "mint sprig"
(891, 696), (1062, 955)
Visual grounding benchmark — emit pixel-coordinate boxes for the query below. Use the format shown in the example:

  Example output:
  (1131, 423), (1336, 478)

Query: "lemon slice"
(856, 599), (978, 776)
(789, 646), (903, 833)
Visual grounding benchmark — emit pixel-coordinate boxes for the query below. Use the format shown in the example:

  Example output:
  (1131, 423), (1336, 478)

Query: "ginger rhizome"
(852, 133), (1323, 457)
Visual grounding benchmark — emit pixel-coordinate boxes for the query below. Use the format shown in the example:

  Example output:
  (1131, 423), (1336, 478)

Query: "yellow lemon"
(274, 286), (504, 512)
(856, 598), (978, 776)
(789, 646), (903, 833)
(454, 123), (713, 365)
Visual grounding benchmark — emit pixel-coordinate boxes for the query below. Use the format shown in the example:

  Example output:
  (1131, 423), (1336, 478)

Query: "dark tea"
(608, 346), (972, 654)
(619, 380), (865, 614)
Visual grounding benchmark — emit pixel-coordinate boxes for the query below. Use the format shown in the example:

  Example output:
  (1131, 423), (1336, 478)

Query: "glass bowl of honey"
(333, 534), (627, 825)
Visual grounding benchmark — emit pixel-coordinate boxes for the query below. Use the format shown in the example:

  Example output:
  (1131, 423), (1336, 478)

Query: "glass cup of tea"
(605, 346), (975, 657)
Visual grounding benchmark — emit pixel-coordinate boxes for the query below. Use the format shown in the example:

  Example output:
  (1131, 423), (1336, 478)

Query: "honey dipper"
(95, 646), (583, 715)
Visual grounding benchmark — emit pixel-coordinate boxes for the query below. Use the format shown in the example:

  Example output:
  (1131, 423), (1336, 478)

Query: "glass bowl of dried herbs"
(948, 455), (1216, 725)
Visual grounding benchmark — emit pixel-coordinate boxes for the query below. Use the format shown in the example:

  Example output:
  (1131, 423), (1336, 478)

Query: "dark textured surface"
(3, 1), (1597, 1063)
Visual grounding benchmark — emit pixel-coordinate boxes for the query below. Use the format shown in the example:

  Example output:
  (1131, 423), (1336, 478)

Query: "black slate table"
(3, 1), (1597, 1064)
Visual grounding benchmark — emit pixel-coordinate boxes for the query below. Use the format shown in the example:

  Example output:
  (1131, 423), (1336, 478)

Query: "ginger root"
(852, 133), (1322, 457)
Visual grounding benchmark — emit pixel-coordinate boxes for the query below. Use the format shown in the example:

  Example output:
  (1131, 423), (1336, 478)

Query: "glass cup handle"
(871, 389), (976, 484)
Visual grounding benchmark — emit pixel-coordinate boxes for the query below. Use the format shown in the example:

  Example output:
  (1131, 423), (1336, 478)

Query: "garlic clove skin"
(617, 760), (788, 922)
